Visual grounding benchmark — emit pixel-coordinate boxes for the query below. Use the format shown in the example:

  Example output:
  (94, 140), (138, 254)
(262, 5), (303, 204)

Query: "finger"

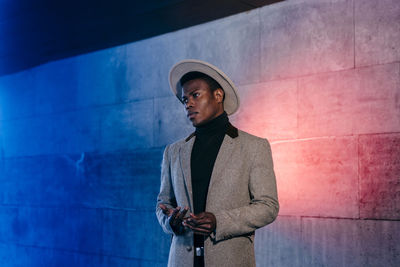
(185, 217), (200, 226)
(188, 216), (212, 224)
(184, 221), (212, 230)
(189, 213), (205, 219)
(159, 204), (171, 215)
(170, 207), (181, 220)
(177, 207), (189, 220)
(191, 227), (212, 235)
(184, 219), (198, 228)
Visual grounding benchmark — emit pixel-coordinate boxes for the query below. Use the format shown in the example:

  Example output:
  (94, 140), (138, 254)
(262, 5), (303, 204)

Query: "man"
(156, 59), (279, 267)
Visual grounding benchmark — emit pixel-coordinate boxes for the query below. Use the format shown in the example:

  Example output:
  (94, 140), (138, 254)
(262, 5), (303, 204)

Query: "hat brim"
(169, 59), (240, 115)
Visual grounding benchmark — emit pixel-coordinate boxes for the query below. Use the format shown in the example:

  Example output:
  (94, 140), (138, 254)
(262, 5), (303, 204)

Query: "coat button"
(186, 246), (192, 252)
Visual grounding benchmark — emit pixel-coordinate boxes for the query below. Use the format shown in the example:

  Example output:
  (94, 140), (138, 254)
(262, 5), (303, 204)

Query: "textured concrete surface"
(81, 150), (163, 210)
(0, 206), (103, 253)
(34, 57), (79, 115)
(298, 63), (400, 138)
(260, 0), (354, 81)
(102, 209), (169, 261)
(0, 154), (87, 206)
(302, 218), (400, 267)
(302, 217), (363, 267)
(185, 9), (261, 86)
(271, 136), (359, 218)
(153, 96), (193, 147)
(1, 110), (102, 158)
(100, 100), (154, 151)
(255, 216), (304, 267)
(359, 220), (400, 266)
(355, 0), (400, 66)
(0, 243), (103, 267)
(0, 149), (163, 209)
(125, 30), (188, 100)
(0, 70), (35, 120)
(234, 79), (298, 141)
(359, 133), (400, 220)
(0, 0), (399, 266)
(76, 46), (128, 108)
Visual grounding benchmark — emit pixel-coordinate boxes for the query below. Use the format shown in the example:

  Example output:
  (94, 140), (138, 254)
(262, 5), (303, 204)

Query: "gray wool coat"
(156, 127), (279, 267)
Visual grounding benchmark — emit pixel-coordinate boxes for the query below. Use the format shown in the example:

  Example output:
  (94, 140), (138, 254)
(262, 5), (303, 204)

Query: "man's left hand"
(183, 212), (216, 236)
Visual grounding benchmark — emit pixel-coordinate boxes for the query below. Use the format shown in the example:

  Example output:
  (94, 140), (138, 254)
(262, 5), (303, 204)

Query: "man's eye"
(193, 93), (199, 97)
(182, 98), (188, 103)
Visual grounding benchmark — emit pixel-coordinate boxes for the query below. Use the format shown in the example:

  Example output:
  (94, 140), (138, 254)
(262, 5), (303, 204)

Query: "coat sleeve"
(155, 145), (176, 235)
(212, 138), (279, 242)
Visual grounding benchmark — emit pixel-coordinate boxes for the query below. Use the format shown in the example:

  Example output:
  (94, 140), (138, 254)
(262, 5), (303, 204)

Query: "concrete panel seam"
(357, 131), (400, 138)
(352, 0), (356, 69)
(270, 134), (357, 145)
(0, 240), (165, 263)
(0, 204), (154, 213)
(299, 215), (364, 221)
(357, 134), (361, 219)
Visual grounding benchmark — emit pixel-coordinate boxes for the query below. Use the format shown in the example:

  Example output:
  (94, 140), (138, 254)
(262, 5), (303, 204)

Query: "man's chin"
(190, 119), (201, 127)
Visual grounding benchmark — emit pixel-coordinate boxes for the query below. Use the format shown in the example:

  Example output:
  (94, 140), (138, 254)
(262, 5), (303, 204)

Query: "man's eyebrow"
(183, 89), (199, 97)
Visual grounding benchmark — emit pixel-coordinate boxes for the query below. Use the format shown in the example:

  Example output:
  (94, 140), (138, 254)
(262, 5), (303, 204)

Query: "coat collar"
(184, 122), (238, 142)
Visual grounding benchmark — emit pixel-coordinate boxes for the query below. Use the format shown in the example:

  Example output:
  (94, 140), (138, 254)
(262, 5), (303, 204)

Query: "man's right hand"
(159, 204), (189, 235)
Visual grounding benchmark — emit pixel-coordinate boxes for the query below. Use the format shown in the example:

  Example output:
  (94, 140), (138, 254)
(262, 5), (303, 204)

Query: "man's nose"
(185, 98), (193, 109)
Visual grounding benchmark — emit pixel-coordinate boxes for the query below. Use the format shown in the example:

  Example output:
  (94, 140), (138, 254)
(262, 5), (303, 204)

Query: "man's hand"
(159, 204), (189, 235)
(183, 212), (216, 236)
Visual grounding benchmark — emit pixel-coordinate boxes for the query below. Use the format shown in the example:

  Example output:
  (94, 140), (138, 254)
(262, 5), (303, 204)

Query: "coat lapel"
(179, 136), (195, 211)
(207, 134), (236, 200)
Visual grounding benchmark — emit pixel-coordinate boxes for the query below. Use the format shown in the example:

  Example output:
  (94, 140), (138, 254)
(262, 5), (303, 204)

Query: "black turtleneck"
(191, 111), (230, 255)
(191, 111), (229, 215)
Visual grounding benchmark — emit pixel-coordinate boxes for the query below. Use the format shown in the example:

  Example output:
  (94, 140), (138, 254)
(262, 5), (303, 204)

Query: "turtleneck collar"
(195, 111), (229, 137)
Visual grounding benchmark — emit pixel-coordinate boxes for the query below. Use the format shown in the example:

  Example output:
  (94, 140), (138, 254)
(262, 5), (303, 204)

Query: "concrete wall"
(0, 0), (399, 266)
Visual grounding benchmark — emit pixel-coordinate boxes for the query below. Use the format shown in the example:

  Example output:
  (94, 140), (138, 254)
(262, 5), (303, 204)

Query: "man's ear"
(214, 88), (224, 103)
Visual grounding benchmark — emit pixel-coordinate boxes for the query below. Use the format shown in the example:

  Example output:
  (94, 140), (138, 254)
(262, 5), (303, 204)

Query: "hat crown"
(169, 59), (240, 115)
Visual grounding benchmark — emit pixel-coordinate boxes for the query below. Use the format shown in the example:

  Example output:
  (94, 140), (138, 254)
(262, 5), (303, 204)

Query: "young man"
(156, 59), (279, 267)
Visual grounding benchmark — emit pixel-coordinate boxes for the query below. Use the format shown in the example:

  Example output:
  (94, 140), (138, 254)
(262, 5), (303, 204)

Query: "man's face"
(182, 78), (224, 127)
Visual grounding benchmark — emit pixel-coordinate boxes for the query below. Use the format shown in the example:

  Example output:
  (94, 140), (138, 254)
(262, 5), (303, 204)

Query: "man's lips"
(187, 112), (198, 119)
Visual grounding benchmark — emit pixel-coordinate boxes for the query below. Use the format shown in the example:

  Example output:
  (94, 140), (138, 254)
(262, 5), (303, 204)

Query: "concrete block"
(81, 149), (163, 210)
(355, 0), (400, 66)
(34, 57), (79, 115)
(1, 116), (54, 157)
(259, 0), (354, 81)
(301, 217), (362, 267)
(232, 79), (298, 141)
(125, 30), (187, 100)
(255, 216), (304, 267)
(0, 206), (103, 253)
(76, 46), (127, 108)
(359, 220), (400, 266)
(298, 63), (400, 138)
(0, 154), (86, 206)
(0, 70), (35, 120)
(102, 209), (170, 261)
(0, 243), (102, 267)
(50, 109), (101, 154)
(185, 9), (261, 86)
(0, 243), (27, 266)
(1, 108), (101, 157)
(99, 100), (154, 151)
(154, 96), (193, 147)
(0, 206), (18, 243)
(359, 133), (400, 220)
(103, 256), (166, 267)
(271, 136), (359, 218)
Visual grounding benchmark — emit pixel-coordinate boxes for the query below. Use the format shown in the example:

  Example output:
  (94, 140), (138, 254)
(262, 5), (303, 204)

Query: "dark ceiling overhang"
(0, 0), (283, 76)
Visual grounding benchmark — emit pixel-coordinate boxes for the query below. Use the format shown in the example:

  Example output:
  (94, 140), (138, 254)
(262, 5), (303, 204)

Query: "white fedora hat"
(169, 59), (240, 115)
